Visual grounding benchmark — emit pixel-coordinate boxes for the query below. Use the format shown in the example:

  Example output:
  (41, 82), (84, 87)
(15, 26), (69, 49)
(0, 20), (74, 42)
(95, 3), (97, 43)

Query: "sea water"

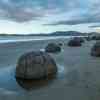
(0, 36), (85, 43)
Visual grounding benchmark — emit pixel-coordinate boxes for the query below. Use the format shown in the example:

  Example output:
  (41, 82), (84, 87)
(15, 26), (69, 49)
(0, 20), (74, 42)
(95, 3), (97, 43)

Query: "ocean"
(0, 36), (85, 43)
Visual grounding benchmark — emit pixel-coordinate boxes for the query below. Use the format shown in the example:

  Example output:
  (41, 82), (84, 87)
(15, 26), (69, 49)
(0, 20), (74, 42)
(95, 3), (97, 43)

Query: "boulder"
(45, 43), (61, 53)
(85, 36), (91, 41)
(68, 38), (82, 47)
(58, 43), (63, 46)
(91, 41), (100, 57)
(16, 51), (57, 79)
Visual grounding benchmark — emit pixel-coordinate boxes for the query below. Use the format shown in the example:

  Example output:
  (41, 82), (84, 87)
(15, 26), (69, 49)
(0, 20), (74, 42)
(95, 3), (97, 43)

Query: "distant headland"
(0, 31), (99, 36)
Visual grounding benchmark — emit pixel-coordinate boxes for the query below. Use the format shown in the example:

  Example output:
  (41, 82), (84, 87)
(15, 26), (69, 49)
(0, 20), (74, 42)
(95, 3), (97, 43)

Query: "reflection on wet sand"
(16, 75), (57, 91)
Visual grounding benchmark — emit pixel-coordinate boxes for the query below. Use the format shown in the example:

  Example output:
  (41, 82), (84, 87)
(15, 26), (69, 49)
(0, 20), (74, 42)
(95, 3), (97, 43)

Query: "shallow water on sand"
(0, 64), (65, 92)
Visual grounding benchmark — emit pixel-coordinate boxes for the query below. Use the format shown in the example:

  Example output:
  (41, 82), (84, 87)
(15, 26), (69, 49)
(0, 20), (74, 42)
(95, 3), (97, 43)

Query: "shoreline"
(0, 35), (87, 44)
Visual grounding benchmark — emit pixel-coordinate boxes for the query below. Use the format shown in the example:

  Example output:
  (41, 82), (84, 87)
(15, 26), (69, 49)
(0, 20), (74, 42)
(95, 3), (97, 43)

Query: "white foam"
(0, 36), (85, 43)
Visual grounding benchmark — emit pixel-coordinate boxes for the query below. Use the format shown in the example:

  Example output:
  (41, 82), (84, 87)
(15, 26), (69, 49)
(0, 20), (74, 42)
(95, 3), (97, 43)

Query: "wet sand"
(0, 38), (100, 100)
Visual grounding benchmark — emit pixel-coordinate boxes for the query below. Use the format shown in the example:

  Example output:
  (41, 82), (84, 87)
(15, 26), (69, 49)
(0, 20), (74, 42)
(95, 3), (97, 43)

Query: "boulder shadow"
(15, 75), (57, 91)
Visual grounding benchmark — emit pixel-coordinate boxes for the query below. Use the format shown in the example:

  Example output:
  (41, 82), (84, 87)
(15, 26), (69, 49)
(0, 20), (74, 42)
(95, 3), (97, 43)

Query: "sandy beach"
(0, 37), (100, 100)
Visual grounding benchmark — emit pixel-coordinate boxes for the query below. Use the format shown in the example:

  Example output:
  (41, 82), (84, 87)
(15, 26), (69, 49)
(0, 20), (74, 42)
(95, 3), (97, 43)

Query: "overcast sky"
(0, 0), (100, 34)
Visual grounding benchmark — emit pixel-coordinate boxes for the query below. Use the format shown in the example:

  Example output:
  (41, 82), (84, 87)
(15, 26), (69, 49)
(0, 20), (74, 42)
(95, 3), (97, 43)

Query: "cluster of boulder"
(16, 38), (85, 87)
(90, 35), (100, 40)
(88, 34), (100, 57)
(15, 35), (100, 90)
(67, 36), (100, 57)
(86, 34), (100, 41)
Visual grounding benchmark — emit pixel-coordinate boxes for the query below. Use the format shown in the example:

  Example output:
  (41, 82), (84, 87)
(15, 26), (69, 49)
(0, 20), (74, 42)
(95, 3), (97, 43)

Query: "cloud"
(0, 0), (99, 26)
(45, 16), (100, 26)
(44, 0), (100, 26)
(89, 25), (100, 28)
(0, 0), (88, 23)
(0, 0), (47, 22)
(0, 0), (69, 22)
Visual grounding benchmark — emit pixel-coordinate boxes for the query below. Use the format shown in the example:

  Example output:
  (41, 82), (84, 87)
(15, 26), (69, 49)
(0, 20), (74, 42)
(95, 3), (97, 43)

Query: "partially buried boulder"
(68, 37), (82, 47)
(58, 42), (63, 46)
(16, 51), (57, 79)
(91, 41), (100, 57)
(45, 43), (61, 53)
(85, 36), (91, 41)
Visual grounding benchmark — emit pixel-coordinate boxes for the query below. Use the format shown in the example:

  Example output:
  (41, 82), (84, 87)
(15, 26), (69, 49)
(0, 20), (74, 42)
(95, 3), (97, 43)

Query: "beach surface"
(0, 37), (100, 100)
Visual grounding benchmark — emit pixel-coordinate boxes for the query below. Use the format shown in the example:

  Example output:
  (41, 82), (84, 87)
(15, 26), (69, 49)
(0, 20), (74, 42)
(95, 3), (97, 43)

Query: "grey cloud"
(45, 12), (100, 26)
(0, 0), (100, 24)
(44, 0), (100, 26)
(44, 20), (98, 26)
(89, 25), (100, 28)
(0, 0), (45, 22)
(0, 0), (86, 22)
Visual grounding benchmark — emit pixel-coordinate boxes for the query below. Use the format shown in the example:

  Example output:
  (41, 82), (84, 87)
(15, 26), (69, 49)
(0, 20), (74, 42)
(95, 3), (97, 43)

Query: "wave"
(0, 36), (86, 43)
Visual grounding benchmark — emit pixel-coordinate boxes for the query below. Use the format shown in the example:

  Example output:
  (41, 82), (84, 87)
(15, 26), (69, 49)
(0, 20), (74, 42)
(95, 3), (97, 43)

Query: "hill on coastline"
(0, 31), (99, 36)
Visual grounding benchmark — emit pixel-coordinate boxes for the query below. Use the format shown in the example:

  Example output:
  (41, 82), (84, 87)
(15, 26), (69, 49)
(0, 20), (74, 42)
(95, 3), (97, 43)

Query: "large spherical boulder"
(15, 51), (57, 79)
(91, 41), (100, 57)
(68, 38), (82, 47)
(45, 43), (61, 53)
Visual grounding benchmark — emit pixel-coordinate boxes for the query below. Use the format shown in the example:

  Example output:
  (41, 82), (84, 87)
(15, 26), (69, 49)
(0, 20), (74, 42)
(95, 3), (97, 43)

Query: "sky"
(0, 0), (100, 34)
